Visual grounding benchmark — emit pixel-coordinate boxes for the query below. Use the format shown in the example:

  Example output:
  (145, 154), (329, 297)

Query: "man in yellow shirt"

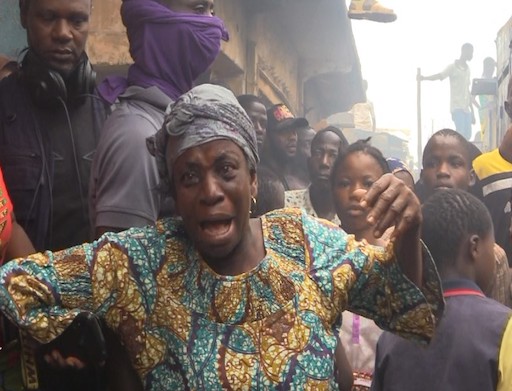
(473, 77), (512, 264)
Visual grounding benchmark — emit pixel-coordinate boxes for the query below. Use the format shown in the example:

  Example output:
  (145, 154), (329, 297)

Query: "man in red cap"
(260, 103), (310, 191)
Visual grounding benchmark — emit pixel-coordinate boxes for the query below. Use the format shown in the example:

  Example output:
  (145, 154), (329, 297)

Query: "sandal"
(348, 0), (397, 23)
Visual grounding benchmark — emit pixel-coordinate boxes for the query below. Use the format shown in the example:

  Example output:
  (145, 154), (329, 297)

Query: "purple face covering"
(98, 0), (229, 104)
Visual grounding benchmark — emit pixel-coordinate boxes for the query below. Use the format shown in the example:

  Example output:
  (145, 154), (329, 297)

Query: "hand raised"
(361, 174), (421, 240)
(44, 349), (86, 370)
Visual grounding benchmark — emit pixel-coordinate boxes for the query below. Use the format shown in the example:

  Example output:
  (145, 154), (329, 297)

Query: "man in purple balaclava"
(90, 0), (228, 238)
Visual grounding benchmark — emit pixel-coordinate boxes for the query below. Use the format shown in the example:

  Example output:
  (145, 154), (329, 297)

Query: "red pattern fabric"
(0, 168), (13, 263)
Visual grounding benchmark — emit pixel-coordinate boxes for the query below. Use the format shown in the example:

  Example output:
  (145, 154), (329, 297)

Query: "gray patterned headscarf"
(147, 84), (259, 194)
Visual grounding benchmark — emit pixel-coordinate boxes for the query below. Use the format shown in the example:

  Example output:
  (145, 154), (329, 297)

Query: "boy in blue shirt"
(372, 189), (512, 391)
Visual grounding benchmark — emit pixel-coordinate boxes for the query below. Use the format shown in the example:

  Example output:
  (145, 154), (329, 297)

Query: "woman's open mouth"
(200, 218), (233, 237)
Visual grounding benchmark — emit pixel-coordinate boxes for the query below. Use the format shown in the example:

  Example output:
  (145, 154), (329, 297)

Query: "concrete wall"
(496, 16), (511, 149)
(88, 0), (130, 65)
(253, 12), (300, 112)
(0, 0), (27, 57)
(214, 0), (248, 74)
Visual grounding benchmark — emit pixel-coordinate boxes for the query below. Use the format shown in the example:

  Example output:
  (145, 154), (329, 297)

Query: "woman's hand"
(361, 173), (421, 240)
(362, 173), (423, 285)
(44, 349), (86, 369)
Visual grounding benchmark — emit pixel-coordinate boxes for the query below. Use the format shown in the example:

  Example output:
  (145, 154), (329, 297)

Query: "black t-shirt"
(41, 97), (97, 250)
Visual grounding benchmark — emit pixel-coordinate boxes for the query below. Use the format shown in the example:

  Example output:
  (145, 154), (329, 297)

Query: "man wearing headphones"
(0, 3), (108, 389)
(0, 0), (106, 253)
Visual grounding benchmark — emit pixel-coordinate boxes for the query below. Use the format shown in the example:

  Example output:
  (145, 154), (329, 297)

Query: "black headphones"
(21, 50), (96, 107)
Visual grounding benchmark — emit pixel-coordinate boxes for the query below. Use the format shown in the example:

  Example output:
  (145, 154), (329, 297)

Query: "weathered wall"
(214, 0), (247, 74)
(208, 2), (301, 113)
(253, 12), (300, 112)
(88, 0), (130, 65)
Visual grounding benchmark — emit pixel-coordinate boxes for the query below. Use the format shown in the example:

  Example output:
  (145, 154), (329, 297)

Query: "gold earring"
(250, 196), (257, 215)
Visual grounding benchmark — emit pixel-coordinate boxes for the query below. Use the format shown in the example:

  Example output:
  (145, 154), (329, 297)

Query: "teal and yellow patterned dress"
(0, 208), (443, 390)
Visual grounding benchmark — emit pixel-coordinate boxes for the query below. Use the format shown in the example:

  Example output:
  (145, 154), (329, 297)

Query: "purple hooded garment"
(98, 0), (229, 104)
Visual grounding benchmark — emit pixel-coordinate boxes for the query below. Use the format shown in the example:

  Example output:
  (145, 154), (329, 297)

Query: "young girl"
(331, 140), (392, 390)
(332, 139), (391, 247)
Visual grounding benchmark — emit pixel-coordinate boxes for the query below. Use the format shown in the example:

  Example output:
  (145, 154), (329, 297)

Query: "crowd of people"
(0, 0), (510, 390)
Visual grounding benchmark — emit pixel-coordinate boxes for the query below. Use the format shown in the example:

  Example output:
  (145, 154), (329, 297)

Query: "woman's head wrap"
(147, 84), (259, 194)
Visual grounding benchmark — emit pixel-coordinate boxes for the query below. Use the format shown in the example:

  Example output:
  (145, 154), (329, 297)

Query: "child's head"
(421, 129), (474, 200)
(422, 189), (495, 292)
(331, 139), (389, 237)
(254, 166), (285, 217)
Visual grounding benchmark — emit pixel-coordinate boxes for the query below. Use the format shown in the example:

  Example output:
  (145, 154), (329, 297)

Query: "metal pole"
(416, 68), (423, 169)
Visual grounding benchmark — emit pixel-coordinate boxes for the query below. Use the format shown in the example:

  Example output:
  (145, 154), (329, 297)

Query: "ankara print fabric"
(0, 208), (443, 390)
(284, 187), (341, 226)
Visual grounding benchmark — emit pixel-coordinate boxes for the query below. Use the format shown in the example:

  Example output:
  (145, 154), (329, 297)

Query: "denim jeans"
(451, 109), (472, 140)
